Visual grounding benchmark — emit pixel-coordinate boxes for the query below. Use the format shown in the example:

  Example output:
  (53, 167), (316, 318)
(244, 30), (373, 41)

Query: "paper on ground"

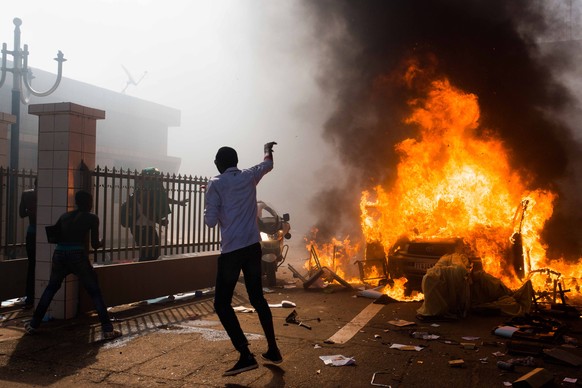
(319, 355), (356, 366)
(390, 343), (424, 351)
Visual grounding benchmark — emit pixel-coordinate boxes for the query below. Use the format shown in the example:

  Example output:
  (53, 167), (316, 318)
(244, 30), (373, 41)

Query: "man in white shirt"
(204, 142), (282, 376)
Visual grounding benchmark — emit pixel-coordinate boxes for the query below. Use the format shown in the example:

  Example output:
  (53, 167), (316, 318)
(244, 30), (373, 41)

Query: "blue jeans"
(214, 242), (277, 353)
(30, 249), (113, 332)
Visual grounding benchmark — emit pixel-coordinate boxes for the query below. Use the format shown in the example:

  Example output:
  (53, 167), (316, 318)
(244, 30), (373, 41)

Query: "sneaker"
(102, 330), (122, 341)
(261, 348), (283, 364)
(223, 354), (258, 376)
(24, 322), (36, 335)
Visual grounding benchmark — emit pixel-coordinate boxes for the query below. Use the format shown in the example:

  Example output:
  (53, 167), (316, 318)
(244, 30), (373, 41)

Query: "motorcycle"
(258, 200), (291, 287)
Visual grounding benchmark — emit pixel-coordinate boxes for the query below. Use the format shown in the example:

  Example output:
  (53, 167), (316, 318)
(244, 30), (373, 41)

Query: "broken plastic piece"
(448, 359), (464, 367)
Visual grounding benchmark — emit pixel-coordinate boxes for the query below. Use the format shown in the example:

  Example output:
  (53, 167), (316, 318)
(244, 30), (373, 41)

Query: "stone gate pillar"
(0, 112), (16, 168)
(29, 102), (104, 319)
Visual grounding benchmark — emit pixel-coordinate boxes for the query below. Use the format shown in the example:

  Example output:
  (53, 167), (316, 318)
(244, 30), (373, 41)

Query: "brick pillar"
(0, 112), (16, 167)
(29, 102), (104, 320)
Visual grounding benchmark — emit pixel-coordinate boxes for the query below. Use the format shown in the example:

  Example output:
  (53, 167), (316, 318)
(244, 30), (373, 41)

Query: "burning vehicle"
(258, 201), (291, 287)
(385, 237), (482, 291)
(302, 2), (582, 316)
(305, 72), (582, 311)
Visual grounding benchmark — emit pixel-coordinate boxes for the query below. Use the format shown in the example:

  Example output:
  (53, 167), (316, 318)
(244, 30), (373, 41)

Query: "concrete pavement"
(1, 265), (582, 387)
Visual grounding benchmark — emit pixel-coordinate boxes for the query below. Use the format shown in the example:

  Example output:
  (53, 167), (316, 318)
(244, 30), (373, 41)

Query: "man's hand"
(264, 142), (277, 154)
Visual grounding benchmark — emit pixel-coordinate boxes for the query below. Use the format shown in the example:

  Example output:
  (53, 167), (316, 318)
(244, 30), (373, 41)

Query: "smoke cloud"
(307, 0), (582, 260)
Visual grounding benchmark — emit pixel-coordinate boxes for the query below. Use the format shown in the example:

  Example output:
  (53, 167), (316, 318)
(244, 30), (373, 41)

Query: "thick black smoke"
(306, 0), (582, 260)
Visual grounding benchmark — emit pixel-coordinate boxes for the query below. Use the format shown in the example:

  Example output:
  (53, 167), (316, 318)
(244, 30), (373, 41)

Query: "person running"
(204, 142), (282, 376)
(24, 190), (121, 340)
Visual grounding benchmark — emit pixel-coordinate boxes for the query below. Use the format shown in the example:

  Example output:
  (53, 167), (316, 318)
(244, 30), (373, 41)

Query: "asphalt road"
(1, 264), (582, 387)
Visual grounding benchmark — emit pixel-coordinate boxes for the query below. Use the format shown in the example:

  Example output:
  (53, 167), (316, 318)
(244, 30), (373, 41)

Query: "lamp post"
(0, 17), (65, 246)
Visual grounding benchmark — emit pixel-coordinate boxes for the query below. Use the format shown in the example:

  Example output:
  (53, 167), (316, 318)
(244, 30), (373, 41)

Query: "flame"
(361, 76), (581, 297)
(381, 277), (424, 302)
(308, 72), (582, 303)
(304, 230), (362, 283)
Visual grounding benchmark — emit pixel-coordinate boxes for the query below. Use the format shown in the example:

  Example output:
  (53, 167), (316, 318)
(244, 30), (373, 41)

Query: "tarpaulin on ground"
(417, 253), (533, 318)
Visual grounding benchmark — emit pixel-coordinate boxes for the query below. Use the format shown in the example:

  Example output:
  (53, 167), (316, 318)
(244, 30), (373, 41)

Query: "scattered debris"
(319, 355), (356, 366)
(492, 351), (506, 357)
(411, 331), (439, 340)
(285, 310), (312, 330)
(233, 306), (255, 313)
(314, 344), (322, 349)
(496, 361), (514, 371)
(494, 315), (565, 343)
(268, 300), (296, 308)
(462, 336), (480, 341)
(506, 340), (545, 357)
(512, 367), (553, 387)
(388, 319), (415, 327)
(356, 289), (383, 299)
(507, 356), (537, 367)
(390, 344), (424, 351)
(302, 245), (354, 290)
(542, 347), (582, 367)
(448, 359), (464, 368)
(494, 326), (519, 338)
(287, 264), (307, 283)
(460, 342), (476, 350)
(564, 377), (578, 384)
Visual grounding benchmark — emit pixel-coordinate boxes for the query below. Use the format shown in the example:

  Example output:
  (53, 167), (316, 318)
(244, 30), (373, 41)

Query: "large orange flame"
(361, 76), (580, 296)
(309, 73), (582, 303)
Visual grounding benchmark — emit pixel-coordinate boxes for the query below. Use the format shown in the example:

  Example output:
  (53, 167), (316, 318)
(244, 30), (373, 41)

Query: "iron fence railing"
(0, 168), (36, 260)
(89, 166), (220, 264)
(0, 167), (220, 263)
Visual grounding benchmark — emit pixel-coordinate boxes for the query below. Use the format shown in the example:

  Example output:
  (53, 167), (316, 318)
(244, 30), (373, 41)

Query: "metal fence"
(89, 166), (220, 264)
(0, 168), (36, 260)
(0, 167), (221, 263)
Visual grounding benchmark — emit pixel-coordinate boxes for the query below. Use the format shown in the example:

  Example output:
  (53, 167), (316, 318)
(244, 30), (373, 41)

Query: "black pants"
(30, 249), (113, 332)
(214, 242), (277, 353)
(25, 230), (36, 305)
(131, 225), (160, 261)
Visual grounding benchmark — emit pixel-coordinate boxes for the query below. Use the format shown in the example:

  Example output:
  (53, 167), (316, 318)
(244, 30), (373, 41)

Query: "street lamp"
(0, 17), (66, 170)
(0, 17), (65, 246)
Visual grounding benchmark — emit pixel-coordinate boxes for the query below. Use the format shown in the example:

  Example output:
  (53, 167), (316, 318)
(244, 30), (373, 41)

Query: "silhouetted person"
(19, 178), (37, 309)
(24, 191), (121, 340)
(130, 167), (187, 261)
(204, 142), (282, 376)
